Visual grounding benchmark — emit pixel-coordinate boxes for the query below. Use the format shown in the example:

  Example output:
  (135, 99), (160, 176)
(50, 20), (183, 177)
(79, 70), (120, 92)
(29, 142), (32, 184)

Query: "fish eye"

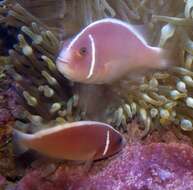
(117, 137), (123, 145)
(79, 47), (87, 56)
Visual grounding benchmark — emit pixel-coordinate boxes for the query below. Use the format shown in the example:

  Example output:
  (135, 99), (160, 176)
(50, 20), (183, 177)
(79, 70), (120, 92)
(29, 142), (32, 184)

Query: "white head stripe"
(35, 120), (120, 138)
(102, 130), (110, 156)
(66, 18), (147, 53)
(87, 34), (96, 79)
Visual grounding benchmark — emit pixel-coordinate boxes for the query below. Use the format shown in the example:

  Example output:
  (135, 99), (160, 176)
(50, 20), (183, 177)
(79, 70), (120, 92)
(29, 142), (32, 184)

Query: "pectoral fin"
(83, 150), (97, 173)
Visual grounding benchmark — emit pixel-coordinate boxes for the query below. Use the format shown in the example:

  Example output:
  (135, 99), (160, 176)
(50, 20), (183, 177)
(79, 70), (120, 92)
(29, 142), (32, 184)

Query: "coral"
(16, 142), (193, 190)
(0, 67), (19, 179)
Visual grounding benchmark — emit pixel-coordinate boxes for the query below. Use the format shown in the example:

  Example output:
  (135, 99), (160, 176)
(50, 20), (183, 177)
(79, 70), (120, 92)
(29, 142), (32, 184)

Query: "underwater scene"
(1, 0), (193, 189)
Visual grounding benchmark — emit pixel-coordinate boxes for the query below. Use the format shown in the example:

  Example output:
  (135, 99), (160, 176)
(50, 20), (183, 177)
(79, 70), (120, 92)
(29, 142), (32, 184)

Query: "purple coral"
(16, 143), (193, 190)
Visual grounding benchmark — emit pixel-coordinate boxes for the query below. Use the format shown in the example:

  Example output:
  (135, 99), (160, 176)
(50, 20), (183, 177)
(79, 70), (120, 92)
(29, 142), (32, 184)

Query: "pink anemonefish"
(56, 18), (169, 84)
(14, 121), (125, 161)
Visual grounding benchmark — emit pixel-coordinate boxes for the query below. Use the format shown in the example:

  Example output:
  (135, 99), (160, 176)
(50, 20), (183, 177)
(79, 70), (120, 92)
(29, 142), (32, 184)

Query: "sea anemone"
(1, 0), (193, 138)
(0, 1), (85, 129)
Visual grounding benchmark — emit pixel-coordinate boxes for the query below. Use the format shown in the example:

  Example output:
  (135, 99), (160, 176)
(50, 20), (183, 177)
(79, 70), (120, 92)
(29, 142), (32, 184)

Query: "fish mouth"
(56, 58), (74, 79)
(56, 57), (69, 65)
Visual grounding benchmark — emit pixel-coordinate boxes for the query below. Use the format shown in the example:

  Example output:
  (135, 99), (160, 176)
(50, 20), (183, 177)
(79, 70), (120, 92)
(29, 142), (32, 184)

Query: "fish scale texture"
(16, 143), (193, 190)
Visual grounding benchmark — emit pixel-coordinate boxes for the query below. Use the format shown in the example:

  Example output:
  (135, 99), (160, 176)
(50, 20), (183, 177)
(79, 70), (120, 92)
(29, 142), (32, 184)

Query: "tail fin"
(12, 129), (32, 156)
(161, 47), (181, 69)
(152, 46), (179, 70)
(148, 47), (169, 69)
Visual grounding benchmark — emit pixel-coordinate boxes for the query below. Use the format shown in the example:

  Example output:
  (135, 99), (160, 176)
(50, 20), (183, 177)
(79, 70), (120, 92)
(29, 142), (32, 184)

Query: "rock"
(0, 87), (22, 179)
(16, 143), (193, 190)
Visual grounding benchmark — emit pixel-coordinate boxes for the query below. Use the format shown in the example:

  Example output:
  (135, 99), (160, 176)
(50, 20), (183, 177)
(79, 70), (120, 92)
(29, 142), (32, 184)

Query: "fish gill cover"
(1, 0), (193, 189)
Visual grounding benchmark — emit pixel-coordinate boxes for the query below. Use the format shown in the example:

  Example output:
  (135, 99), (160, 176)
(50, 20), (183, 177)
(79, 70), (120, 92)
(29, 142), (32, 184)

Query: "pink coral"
(0, 175), (6, 186)
(16, 143), (193, 190)
(0, 88), (23, 125)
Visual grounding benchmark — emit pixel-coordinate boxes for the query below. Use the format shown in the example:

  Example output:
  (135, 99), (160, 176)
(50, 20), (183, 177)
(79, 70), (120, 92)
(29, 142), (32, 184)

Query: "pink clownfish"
(56, 18), (169, 84)
(14, 121), (125, 161)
